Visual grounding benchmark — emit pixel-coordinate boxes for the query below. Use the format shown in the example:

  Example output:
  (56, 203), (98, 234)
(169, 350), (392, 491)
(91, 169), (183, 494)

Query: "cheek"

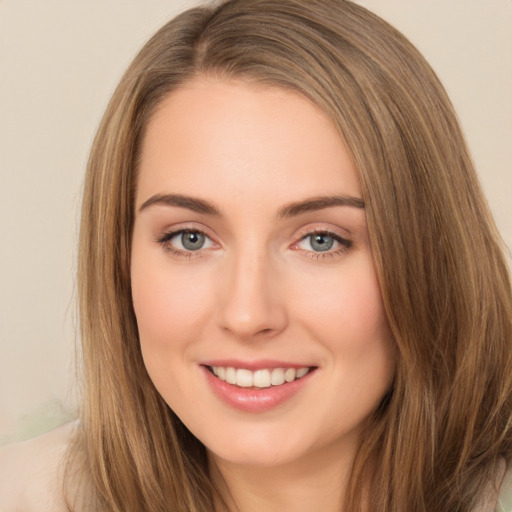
(292, 257), (390, 349)
(291, 255), (396, 406)
(131, 251), (213, 352)
(130, 251), (216, 406)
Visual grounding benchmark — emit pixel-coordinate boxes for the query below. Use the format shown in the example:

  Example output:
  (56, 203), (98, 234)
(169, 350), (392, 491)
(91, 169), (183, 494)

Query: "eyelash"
(293, 229), (352, 260)
(156, 228), (216, 259)
(156, 228), (353, 260)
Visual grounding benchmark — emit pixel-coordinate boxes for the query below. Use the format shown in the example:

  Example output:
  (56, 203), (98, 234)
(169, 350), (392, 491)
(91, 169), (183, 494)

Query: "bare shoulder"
(0, 421), (76, 512)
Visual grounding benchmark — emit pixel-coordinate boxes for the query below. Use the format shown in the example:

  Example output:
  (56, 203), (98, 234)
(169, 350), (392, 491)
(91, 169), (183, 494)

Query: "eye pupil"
(181, 231), (205, 251)
(310, 234), (334, 252)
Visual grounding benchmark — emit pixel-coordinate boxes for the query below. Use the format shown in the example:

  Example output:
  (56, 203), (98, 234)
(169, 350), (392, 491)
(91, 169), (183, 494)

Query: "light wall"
(1, 0), (511, 443)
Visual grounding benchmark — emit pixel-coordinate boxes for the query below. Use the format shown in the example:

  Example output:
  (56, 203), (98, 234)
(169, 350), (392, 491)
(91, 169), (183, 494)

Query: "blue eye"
(159, 230), (215, 253)
(179, 231), (206, 251)
(309, 233), (335, 252)
(296, 231), (351, 254)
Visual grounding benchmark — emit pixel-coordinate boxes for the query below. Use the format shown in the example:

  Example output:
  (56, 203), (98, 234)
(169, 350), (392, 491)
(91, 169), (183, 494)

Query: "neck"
(209, 434), (364, 512)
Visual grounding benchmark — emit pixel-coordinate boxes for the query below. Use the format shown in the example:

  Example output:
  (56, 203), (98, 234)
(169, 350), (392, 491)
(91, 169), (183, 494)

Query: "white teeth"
(236, 369), (253, 387)
(284, 368), (296, 382)
(210, 365), (311, 387)
(271, 368), (285, 385)
(296, 367), (309, 378)
(225, 367), (237, 385)
(253, 369), (271, 388)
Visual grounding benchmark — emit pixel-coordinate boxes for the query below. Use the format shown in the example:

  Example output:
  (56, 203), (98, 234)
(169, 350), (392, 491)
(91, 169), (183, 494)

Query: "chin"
(192, 415), (361, 471)
(209, 442), (308, 469)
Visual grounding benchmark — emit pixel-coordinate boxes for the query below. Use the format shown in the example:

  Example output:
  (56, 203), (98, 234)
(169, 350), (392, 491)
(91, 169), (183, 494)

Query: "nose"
(216, 250), (288, 340)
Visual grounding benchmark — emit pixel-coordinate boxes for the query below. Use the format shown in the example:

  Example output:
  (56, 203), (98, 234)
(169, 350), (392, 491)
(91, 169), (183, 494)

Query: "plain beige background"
(1, 0), (511, 444)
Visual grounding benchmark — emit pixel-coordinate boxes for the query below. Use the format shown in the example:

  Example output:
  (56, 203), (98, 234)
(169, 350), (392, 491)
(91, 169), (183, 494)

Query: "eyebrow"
(277, 195), (365, 217)
(139, 193), (222, 215)
(138, 193), (365, 216)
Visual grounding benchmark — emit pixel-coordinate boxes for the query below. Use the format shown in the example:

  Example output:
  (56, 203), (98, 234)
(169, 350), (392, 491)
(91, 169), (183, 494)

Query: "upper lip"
(200, 359), (316, 371)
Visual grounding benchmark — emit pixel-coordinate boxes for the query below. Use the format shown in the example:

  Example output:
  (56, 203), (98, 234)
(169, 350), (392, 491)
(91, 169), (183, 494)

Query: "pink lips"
(200, 362), (316, 413)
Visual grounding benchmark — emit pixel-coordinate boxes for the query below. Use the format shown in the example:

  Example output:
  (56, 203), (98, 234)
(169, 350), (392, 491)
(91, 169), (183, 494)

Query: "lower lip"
(201, 366), (315, 413)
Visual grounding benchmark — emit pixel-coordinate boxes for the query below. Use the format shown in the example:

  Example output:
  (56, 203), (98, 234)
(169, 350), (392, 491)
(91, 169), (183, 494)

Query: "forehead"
(136, 77), (361, 208)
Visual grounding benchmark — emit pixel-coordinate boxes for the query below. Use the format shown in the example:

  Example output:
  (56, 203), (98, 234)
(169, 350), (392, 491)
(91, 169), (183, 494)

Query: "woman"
(1, 0), (511, 511)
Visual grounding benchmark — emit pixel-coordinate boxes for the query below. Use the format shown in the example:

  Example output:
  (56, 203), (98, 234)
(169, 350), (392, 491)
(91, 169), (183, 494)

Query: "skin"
(131, 77), (395, 512)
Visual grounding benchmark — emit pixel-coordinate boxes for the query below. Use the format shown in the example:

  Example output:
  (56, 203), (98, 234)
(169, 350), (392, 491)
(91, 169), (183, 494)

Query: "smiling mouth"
(206, 365), (315, 388)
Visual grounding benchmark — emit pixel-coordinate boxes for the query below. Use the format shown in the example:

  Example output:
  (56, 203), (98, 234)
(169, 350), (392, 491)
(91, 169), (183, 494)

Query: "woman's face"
(131, 78), (395, 469)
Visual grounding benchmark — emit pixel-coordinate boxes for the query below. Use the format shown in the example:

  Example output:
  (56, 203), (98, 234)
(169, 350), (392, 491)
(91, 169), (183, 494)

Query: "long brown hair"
(70, 1), (512, 510)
